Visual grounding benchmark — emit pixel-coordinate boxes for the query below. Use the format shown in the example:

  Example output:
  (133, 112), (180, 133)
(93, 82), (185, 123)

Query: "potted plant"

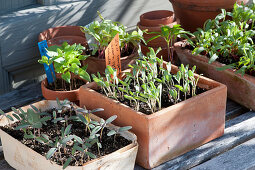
(39, 42), (91, 103)
(81, 12), (145, 74)
(79, 48), (227, 169)
(169, 0), (248, 32)
(174, 3), (255, 110)
(38, 25), (88, 47)
(137, 10), (178, 60)
(0, 99), (138, 170)
(146, 24), (192, 62)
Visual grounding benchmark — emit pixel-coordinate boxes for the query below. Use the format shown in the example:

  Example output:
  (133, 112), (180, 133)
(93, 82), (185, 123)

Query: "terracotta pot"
(79, 63), (227, 169)
(83, 52), (138, 75)
(174, 40), (255, 110)
(170, 0), (249, 32)
(41, 74), (87, 103)
(38, 25), (88, 47)
(0, 100), (138, 170)
(138, 21), (178, 47)
(47, 35), (87, 47)
(140, 10), (175, 27)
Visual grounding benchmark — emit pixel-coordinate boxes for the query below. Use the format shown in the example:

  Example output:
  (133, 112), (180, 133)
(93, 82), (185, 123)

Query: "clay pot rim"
(83, 62), (226, 119)
(38, 25), (84, 42)
(41, 74), (88, 94)
(137, 20), (178, 31)
(140, 10), (175, 26)
(170, 0), (246, 11)
(174, 40), (255, 82)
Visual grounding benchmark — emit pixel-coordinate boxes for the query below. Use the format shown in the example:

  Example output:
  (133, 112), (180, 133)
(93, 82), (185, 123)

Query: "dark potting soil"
(1, 108), (131, 167)
(47, 78), (86, 91)
(183, 45), (255, 77)
(97, 81), (207, 115)
(85, 45), (135, 59)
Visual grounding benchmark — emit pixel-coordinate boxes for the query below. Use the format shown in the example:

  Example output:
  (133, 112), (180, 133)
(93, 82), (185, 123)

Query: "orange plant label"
(105, 33), (121, 75)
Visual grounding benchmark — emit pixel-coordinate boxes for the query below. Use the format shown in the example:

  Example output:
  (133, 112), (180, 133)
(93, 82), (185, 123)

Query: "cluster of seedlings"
(92, 48), (202, 114)
(0, 99), (132, 169)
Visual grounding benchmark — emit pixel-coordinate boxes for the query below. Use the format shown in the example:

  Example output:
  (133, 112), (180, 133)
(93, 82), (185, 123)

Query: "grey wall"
(0, 0), (173, 95)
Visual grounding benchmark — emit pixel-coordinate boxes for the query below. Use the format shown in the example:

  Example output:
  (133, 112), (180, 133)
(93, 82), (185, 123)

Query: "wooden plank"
(0, 83), (43, 112)
(135, 111), (255, 170)
(192, 137), (255, 170)
(226, 99), (248, 120)
(0, 160), (14, 170)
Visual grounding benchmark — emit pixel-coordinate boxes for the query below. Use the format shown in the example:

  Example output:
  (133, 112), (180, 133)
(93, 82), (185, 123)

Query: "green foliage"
(81, 11), (146, 58)
(93, 47), (200, 113)
(190, 3), (255, 76)
(147, 24), (193, 61)
(38, 42), (91, 90)
(3, 99), (126, 169)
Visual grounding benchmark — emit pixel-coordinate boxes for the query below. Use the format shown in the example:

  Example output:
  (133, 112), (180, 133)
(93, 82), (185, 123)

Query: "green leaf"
(77, 114), (88, 124)
(208, 54), (218, 64)
(0, 109), (4, 115)
(32, 122), (42, 129)
(64, 124), (72, 136)
(105, 115), (117, 124)
(86, 152), (97, 159)
(30, 105), (39, 112)
(216, 65), (233, 71)
(40, 116), (51, 123)
(61, 135), (74, 144)
(73, 135), (83, 144)
(107, 130), (116, 136)
(52, 117), (64, 123)
(79, 69), (91, 82)
(91, 126), (101, 136)
(46, 148), (57, 159)
(62, 72), (71, 84)
(12, 113), (21, 121)
(119, 126), (132, 132)
(11, 107), (19, 114)
(15, 123), (30, 130)
(6, 115), (14, 121)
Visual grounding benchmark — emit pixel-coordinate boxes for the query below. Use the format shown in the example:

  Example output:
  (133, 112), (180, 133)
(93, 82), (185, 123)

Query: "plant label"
(38, 40), (56, 83)
(105, 33), (121, 75)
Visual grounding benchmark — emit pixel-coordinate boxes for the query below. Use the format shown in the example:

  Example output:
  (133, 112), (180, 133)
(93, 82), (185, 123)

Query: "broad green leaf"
(62, 72), (71, 84)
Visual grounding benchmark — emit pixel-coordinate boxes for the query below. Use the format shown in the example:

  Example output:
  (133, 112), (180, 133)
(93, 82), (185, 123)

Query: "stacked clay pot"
(38, 25), (88, 48)
(137, 10), (178, 61)
(170, 0), (249, 32)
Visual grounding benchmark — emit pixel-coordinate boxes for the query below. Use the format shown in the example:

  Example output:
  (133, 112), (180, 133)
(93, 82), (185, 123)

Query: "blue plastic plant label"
(38, 40), (56, 84)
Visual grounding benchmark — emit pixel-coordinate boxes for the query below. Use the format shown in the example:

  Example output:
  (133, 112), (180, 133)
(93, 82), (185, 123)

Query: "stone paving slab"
(192, 137), (255, 170)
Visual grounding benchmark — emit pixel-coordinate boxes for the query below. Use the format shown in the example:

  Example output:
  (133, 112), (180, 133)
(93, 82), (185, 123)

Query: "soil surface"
(85, 43), (136, 59)
(47, 78), (86, 91)
(1, 108), (131, 167)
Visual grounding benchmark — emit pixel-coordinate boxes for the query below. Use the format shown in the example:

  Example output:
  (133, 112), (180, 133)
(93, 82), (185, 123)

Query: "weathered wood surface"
(192, 137), (255, 170)
(0, 84), (254, 170)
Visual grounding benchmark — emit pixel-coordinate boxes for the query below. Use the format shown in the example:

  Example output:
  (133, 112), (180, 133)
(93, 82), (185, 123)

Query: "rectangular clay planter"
(0, 100), (138, 170)
(79, 63), (227, 169)
(174, 40), (255, 110)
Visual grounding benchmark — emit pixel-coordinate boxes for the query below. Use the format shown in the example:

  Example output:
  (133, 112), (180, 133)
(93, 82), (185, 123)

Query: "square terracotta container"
(0, 100), (138, 170)
(79, 63), (227, 169)
(175, 40), (255, 110)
